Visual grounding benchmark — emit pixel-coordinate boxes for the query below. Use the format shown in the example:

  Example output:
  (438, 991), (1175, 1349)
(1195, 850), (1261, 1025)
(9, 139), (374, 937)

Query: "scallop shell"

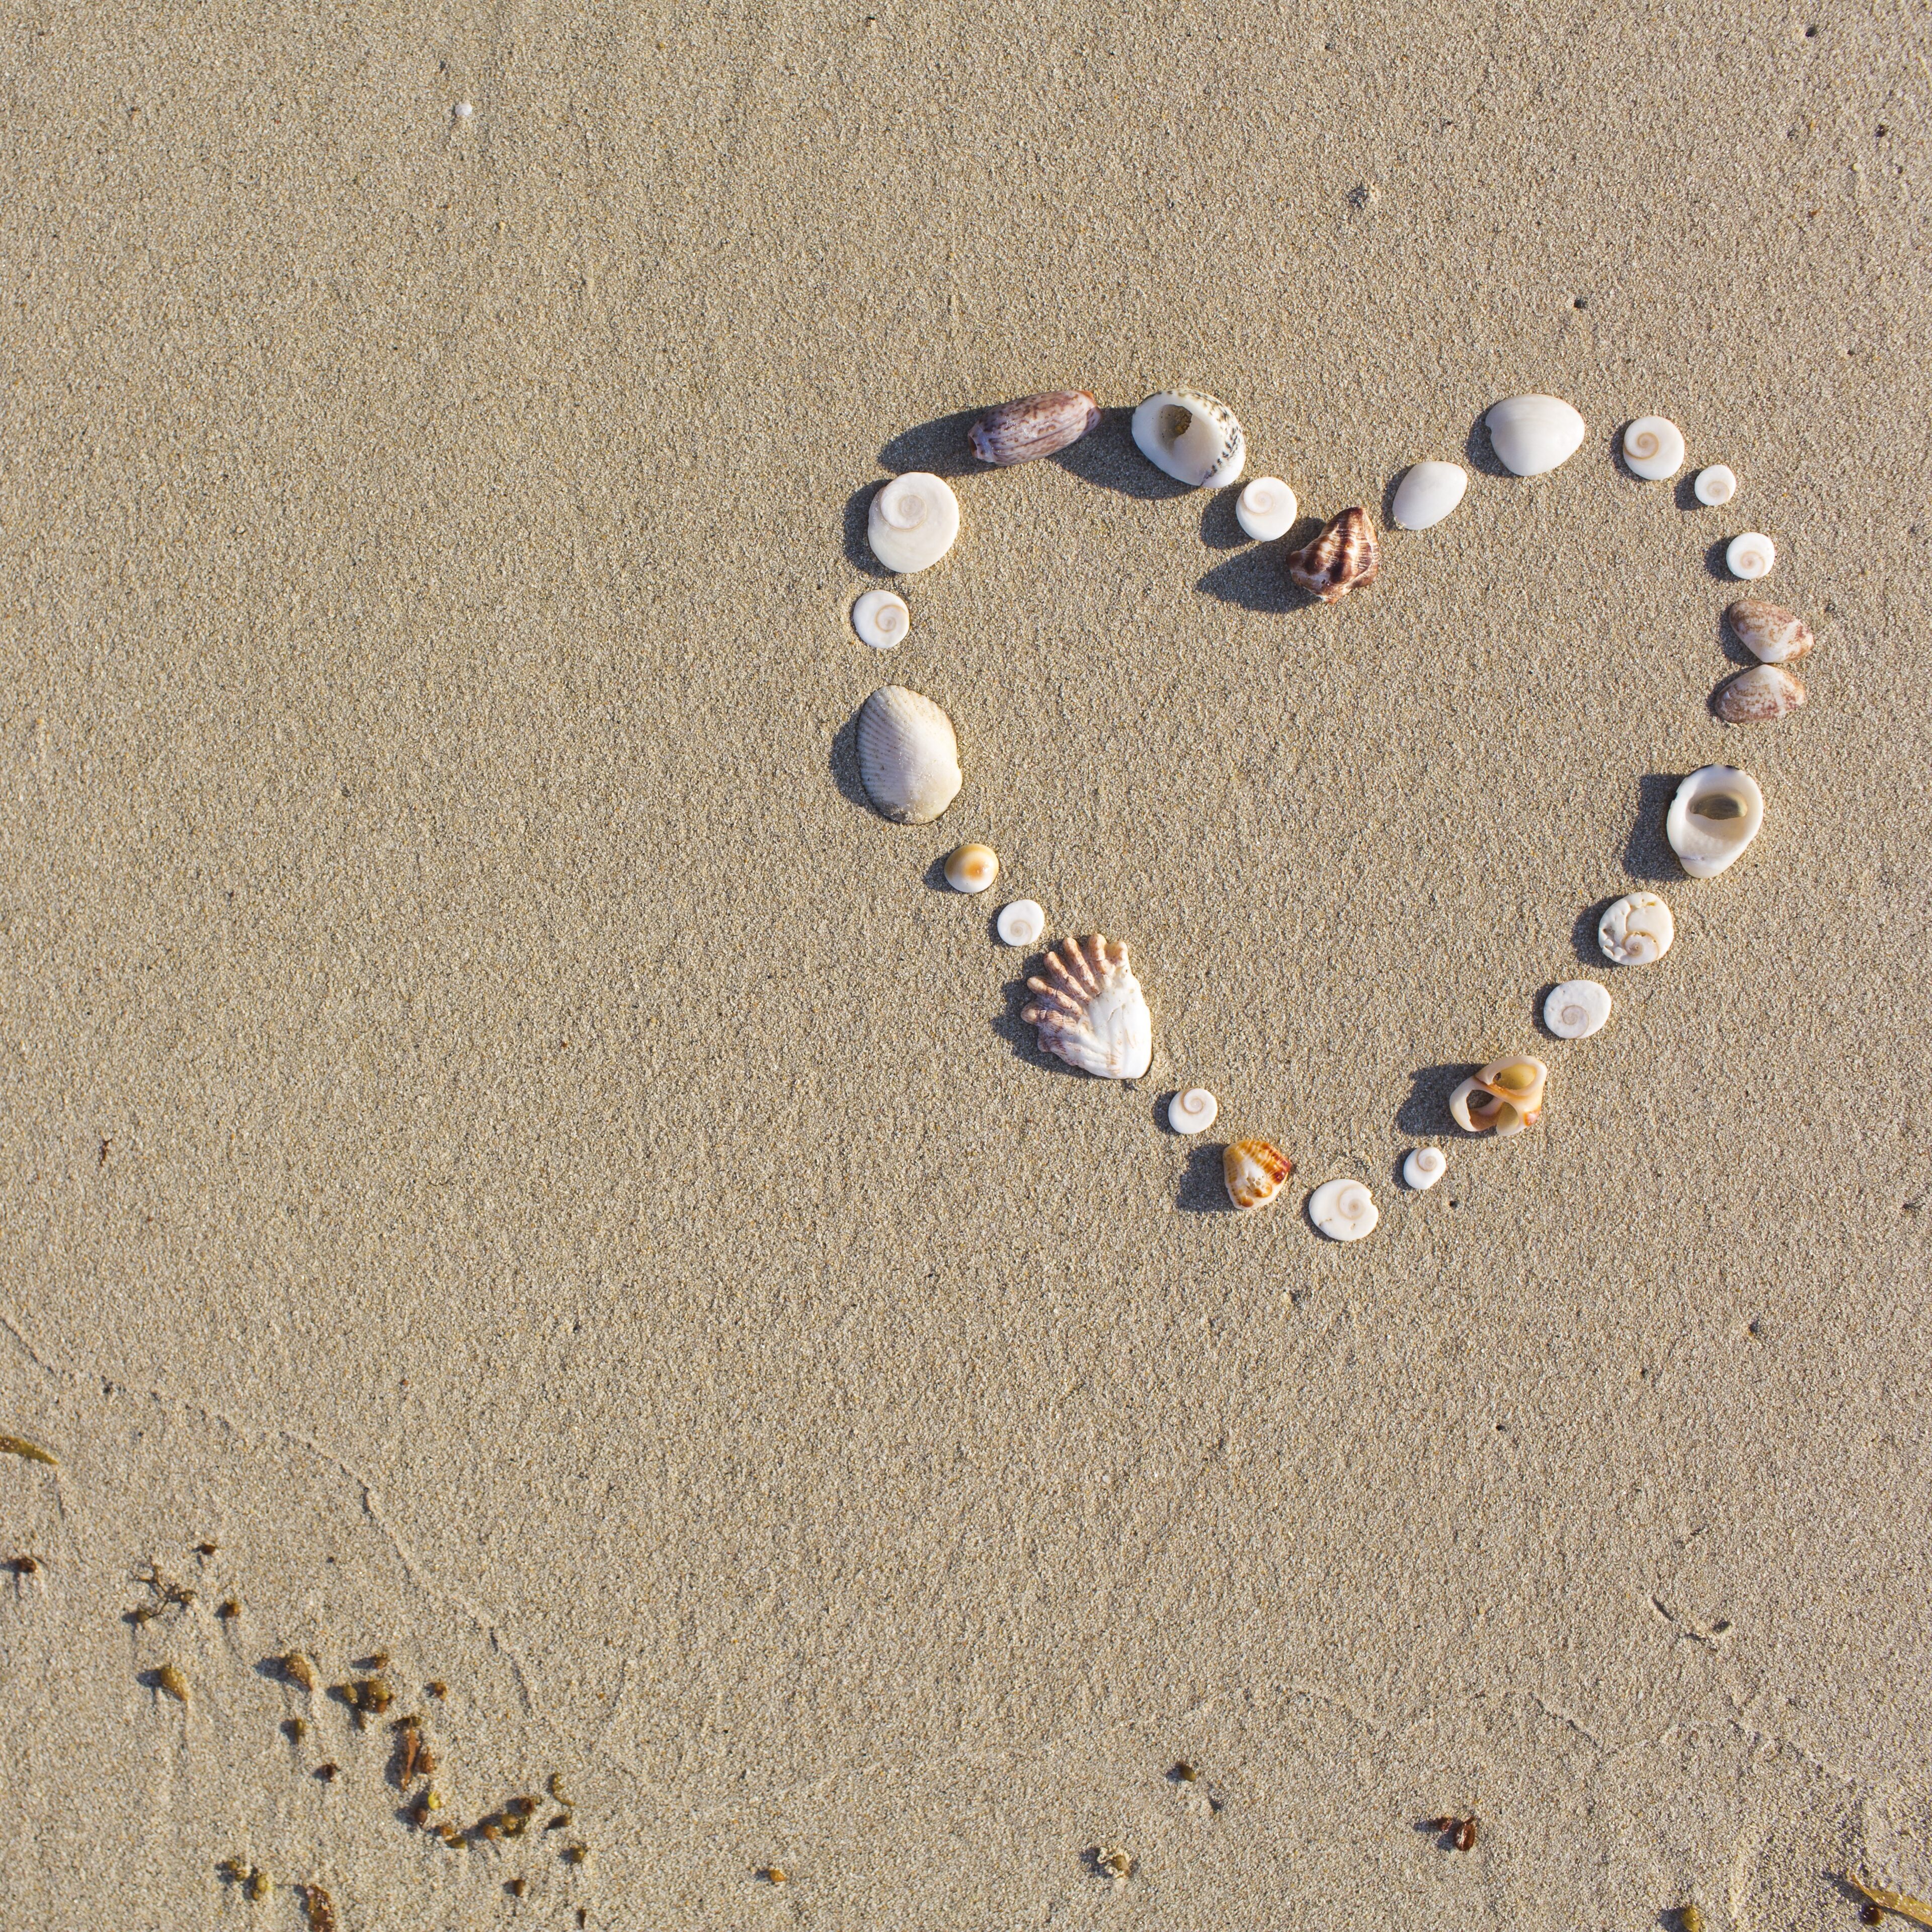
(1130, 389), (1245, 489)
(867, 473), (960, 574)
(1714, 664), (1806, 724)
(1597, 892), (1674, 965)
(854, 686), (962, 825)
(1021, 934), (1152, 1080)
(969, 390), (1100, 466)
(1224, 1137), (1293, 1212)
(1309, 1177), (1379, 1241)
(1402, 1147), (1446, 1191)
(1666, 765), (1763, 878)
(1448, 1055), (1548, 1138)
(1236, 477), (1297, 541)
(1726, 599), (1813, 664)
(1622, 416), (1685, 481)
(1484, 394), (1587, 477)
(1391, 460), (1468, 531)
(1725, 532), (1776, 581)
(851, 588), (909, 650)
(996, 899), (1045, 947)
(944, 843), (999, 893)
(1286, 508), (1379, 602)
(1694, 463), (1737, 506)
(1168, 1088), (1218, 1134)
(1543, 980), (1612, 1039)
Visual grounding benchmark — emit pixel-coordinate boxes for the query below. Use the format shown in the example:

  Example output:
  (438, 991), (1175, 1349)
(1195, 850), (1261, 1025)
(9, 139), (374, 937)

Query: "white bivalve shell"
(1235, 477), (1297, 541)
(1484, 394), (1587, 477)
(1544, 980), (1612, 1039)
(1131, 389), (1245, 489)
(996, 899), (1045, 948)
(1309, 1177), (1379, 1242)
(1694, 464), (1737, 506)
(1391, 460), (1469, 530)
(854, 685), (962, 825)
(1726, 600), (1814, 664)
(1598, 892), (1674, 965)
(1725, 532), (1776, 581)
(1667, 765), (1764, 878)
(1622, 416), (1685, 481)
(851, 588), (909, 649)
(1021, 934), (1152, 1080)
(1402, 1147), (1446, 1191)
(1168, 1088), (1218, 1134)
(867, 472), (959, 574)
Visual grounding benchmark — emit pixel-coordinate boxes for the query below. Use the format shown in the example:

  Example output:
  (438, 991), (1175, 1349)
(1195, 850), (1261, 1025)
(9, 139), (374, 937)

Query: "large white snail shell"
(1666, 766), (1764, 878)
(1484, 394), (1587, 477)
(1309, 1177), (1379, 1241)
(1391, 460), (1468, 530)
(1543, 980), (1612, 1039)
(1130, 389), (1245, 489)
(1725, 532), (1776, 581)
(1235, 477), (1297, 541)
(867, 473), (960, 574)
(854, 685), (962, 825)
(1597, 892), (1674, 965)
(1622, 416), (1685, 481)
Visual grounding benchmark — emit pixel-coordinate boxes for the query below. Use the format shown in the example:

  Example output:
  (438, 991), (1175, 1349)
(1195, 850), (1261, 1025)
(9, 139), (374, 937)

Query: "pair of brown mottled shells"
(1714, 600), (1813, 723)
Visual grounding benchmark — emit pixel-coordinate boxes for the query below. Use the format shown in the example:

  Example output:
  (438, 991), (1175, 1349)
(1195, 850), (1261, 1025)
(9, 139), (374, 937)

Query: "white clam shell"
(996, 899), (1045, 948)
(1598, 892), (1674, 965)
(1309, 1177), (1378, 1242)
(1666, 765), (1764, 878)
(1168, 1088), (1218, 1134)
(1391, 460), (1468, 530)
(1402, 1147), (1446, 1191)
(1130, 389), (1245, 489)
(854, 685), (962, 825)
(1543, 979), (1612, 1039)
(1694, 463), (1737, 506)
(867, 473), (959, 574)
(851, 588), (909, 650)
(1725, 532), (1776, 581)
(1484, 394), (1587, 477)
(1235, 477), (1297, 541)
(1622, 416), (1685, 481)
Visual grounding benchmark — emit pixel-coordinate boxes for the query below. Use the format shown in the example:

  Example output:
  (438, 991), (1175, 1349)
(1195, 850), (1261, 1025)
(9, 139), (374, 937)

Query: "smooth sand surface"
(2, 4), (1928, 1926)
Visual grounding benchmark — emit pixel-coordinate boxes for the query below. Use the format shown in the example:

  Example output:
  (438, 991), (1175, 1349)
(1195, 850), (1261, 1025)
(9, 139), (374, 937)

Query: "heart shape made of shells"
(843, 388), (1815, 1236)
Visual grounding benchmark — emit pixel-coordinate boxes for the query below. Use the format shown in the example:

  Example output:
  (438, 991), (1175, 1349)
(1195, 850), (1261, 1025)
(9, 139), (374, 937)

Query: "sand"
(2, 3), (1928, 1926)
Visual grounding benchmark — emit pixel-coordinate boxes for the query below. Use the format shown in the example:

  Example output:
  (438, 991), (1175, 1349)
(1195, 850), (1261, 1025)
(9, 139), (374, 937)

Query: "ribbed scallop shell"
(968, 391), (1100, 466)
(1666, 766), (1763, 878)
(854, 686), (962, 825)
(1726, 600), (1813, 664)
(867, 473), (960, 574)
(1021, 934), (1152, 1080)
(1130, 389), (1245, 489)
(1391, 460), (1468, 530)
(1597, 892), (1674, 965)
(1286, 508), (1379, 602)
(1484, 395), (1586, 476)
(1448, 1056), (1548, 1138)
(1224, 1138), (1293, 1212)
(1714, 664), (1805, 724)
(1309, 1177), (1378, 1241)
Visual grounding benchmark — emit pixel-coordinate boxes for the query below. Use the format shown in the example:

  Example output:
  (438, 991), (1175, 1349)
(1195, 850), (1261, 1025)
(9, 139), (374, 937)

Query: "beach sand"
(2, 3), (1928, 1925)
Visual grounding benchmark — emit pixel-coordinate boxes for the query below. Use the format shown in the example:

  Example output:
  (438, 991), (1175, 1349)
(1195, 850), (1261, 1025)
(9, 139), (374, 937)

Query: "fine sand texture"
(2, 4), (1928, 1926)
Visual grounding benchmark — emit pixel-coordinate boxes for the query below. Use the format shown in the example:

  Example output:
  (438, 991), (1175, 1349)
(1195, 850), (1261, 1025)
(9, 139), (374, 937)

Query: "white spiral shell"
(1622, 416), (1685, 481)
(854, 685), (962, 825)
(1666, 766), (1764, 878)
(1130, 389), (1245, 489)
(1597, 892), (1674, 965)
(1543, 979), (1612, 1039)
(1391, 460), (1469, 530)
(851, 588), (909, 650)
(867, 473), (960, 574)
(1484, 394), (1587, 477)
(1309, 1177), (1379, 1241)
(1235, 477), (1297, 541)
(996, 899), (1045, 947)
(1402, 1147), (1446, 1191)
(1725, 532), (1776, 581)
(1168, 1088), (1219, 1134)
(1694, 463), (1737, 506)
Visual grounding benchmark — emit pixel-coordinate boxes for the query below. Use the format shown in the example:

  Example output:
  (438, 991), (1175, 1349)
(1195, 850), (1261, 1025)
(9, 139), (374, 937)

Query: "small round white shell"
(1666, 765), (1764, 878)
(1597, 892), (1675, 965)
(867, 473), (960, 574)
(1236, 477), (1297, 541)
(1130, 389), (1245, 489)
(851, 588), (909, 650)
(943, 843), (998, 894)
(1544, 979), (1612, 1039)
(1725, 532), (1776, 581)
(1694, 464), (1737, 506)
(1168, 1088), (1218, 1134)
(1309, 1177), (1378, 1242)
(996, 899), (1045, 948)
(1402, 1147), (1446, 1191)
(1391, 460), (1469, 530)
(854, 685), (962, 825)
(1484, 394), (1587, 477)
(1622, 416), (1685, 481)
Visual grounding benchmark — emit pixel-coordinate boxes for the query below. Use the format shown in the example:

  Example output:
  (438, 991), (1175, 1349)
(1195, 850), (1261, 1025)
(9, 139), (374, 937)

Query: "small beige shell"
(1224, 1138), (1293, 1212)
(1286, 508), (1378, 602)
(1725, 599), (1814, 664)
(1694, 463), (1737, 506)
(969, 391), (1100, 466)
(1714, 664), (1805, 723)
(1666, 766), (1763, 878)
(1725, 532), (1776, 581)
(1022, 935), (1152, 1080)
(943, 843), (999, 893)
(996, 899), (1045, 947)
(1598, 892), (1674, 965)
(1168, 1088), (1218, 1134)
(1402, 1147), (1446, 1190)
(854, 686), (962, 825)
(1448, 1056), (1548, 1138)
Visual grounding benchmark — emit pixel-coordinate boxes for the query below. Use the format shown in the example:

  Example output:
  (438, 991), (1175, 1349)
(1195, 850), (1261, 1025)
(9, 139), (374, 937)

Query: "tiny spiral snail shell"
(1402, 1147), (1446, 1190)
(1235, 477), (1298, 541)
(1309, 1177), (1379, 1241)
(851, 588), (909, 650)
(943, 843), (999, 894)
(1597, 892), (1674, 965)
(1168, 1088), (1218, 1134)
(1725, 531), (1776, 581)
(1621, 416), (1685, 481)
(1543, 979), (1612, 1039)
(996, 899), (1045, 947)
(1694, 463), (1737, 506)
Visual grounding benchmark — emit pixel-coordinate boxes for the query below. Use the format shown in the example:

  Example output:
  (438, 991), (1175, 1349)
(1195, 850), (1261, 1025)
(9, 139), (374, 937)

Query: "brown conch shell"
(1725, 599), (1814, 664)
(1448, 1056), (1548, 1139)
(1223, 1138), (1294, 1211)
(1286, 507), (1379, 602)
(968, 390), (1101, 466)
(1714, 663), (1806, 723)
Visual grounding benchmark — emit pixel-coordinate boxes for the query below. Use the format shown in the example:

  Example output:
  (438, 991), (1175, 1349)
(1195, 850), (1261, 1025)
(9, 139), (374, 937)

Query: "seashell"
(1484, 394), (1587, 477)
(1597, 892), (1674, 965)
(1402, 1147), (1446, 1191)
(1130, 389), (1245, 489)
(1714, 664), (1806, 724)
(854, 686), (962, 825)
(996, 899), (1045, 947)
(1543, 980), (1612, 1039)
(1666, 765), (1764, 878)
(1309, 1177), (1379, 1241)
(1622, 416), (1685, 481)
(1725, 531), (1776, 581)
(1021, 934), (1152, 1080)
(944, 843), (999, 893)
(1235, 477), (1297, 541)
(1391, 460), (1468, 531)
(1223, 1137), (1293, 1212)
(1168, 1087), (1218, 1134)
(1726, 599), (1813, 664)
(867, 473), (960, 574)
(1694, 463), (1737, 506)
(851, 588), (909, 650)
(1286, 508), (1379, 602)
(969, 390), (1100, 466)
(1448, 1055), (1549, 1138)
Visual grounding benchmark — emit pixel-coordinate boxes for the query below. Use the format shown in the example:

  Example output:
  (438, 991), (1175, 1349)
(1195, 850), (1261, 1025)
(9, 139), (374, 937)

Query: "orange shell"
(1224, 1138), (1294, 1211)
